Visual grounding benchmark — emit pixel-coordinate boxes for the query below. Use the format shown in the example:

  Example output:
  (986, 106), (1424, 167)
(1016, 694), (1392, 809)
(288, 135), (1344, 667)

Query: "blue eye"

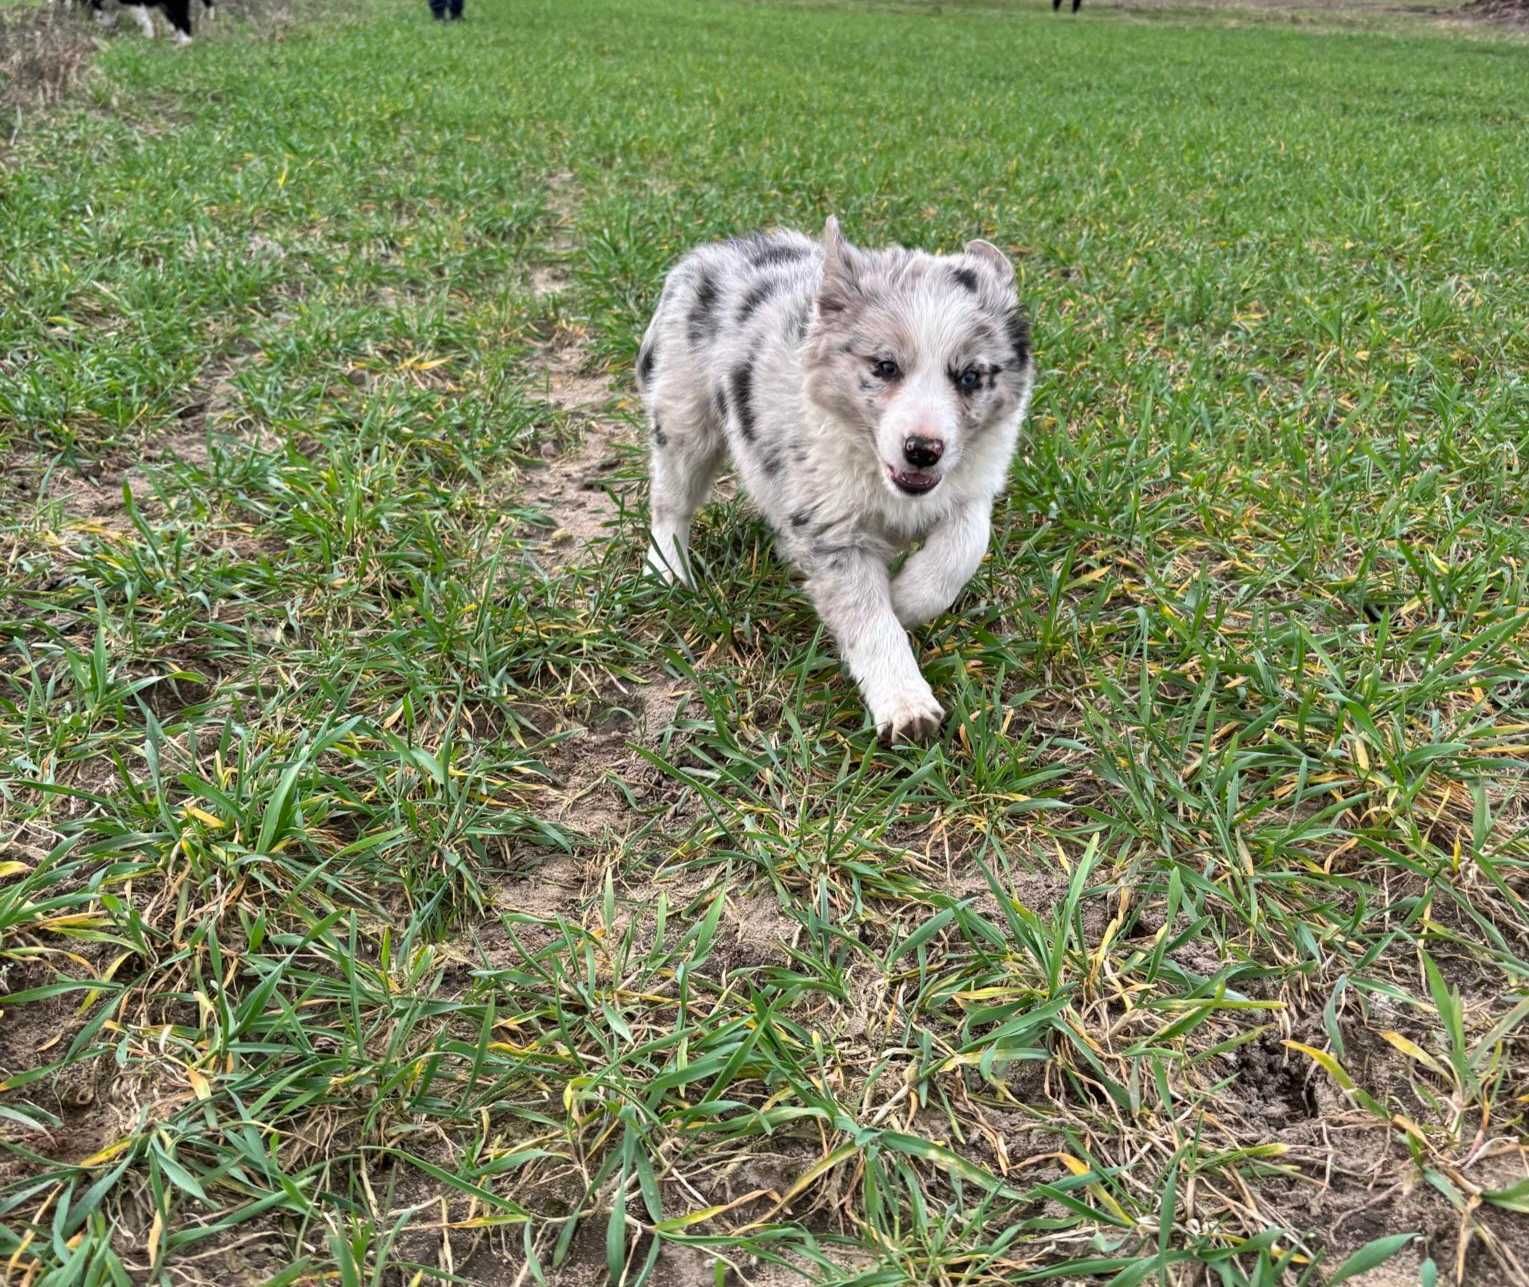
(957, 368), (981, 392)
(872, 358), (900, 380)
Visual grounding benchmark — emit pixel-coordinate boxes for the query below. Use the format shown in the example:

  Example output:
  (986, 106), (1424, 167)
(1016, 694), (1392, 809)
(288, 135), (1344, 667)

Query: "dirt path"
(499, 174), (695, 850)
(517, 173), (634, 562)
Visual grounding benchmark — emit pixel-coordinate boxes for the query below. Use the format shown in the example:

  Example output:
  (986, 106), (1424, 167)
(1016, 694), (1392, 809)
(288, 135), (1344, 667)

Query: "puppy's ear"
(822, 215), (845, 258)
(817, 216), (862, 318)
(964, 238), (1016, 287)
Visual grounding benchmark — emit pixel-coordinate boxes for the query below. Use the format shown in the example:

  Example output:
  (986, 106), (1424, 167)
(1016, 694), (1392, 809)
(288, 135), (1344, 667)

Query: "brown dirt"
(449, 1219), (874, 1286)
(1087, 0), (1464, 12)
(493, 174), (705, 860)
(1028, 0), (1529, 32)
(469, 671), (687, 859)
(0, 953), (195, 1205)
(1, 0), (316, 148)
(0, 346), (265, 555)
(0, 2), (99, 126)
(0, 985), (117, 1189)
(1459, 0), (1529, 20)
(515, 172), (635, 564)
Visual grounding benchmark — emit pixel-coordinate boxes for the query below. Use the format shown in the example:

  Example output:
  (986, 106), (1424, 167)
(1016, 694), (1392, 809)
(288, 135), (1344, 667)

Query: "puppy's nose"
(903, 436), (944, 469)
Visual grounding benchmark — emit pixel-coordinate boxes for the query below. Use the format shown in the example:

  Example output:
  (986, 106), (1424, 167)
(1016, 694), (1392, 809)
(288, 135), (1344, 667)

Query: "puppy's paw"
(874, 690), (945, 747)
(644, 547), (689, 587)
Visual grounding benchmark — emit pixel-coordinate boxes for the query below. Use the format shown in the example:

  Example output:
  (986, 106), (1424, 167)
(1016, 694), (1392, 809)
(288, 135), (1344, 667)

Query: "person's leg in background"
(428, 0), (447, 19)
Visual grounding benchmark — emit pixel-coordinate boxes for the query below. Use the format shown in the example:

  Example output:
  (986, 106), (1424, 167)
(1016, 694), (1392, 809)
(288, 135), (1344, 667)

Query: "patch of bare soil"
(450, 1205), (874, 1286)
(0, 2), (99, 127)
(496, 174), (705, 855)
(1308, 1136), (1529, 1284)
(1460, 0), (1529, 20)
(0, 955), (195, 1210)
(0, 970), (115, 1188)
(544, 674), (690, 836)
(0, 353), (275, 591)
(1099, 0), (1448, 10)
(1082, 0), (1508, 29)
(516, 172), (634, 564)
(1, 1), (306, 145)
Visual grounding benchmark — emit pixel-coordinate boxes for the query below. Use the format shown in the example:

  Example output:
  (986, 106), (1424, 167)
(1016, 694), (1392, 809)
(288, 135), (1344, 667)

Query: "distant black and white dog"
(637, 219), (1033, 745)
(82, 0), (215, 45)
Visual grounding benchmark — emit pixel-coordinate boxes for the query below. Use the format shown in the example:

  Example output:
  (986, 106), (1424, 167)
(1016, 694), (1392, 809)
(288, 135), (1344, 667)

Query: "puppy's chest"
(776, 464), (947, 559)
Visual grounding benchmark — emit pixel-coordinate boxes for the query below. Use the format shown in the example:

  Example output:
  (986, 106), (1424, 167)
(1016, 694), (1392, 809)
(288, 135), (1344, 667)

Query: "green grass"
(3, 0), (1529, 1282)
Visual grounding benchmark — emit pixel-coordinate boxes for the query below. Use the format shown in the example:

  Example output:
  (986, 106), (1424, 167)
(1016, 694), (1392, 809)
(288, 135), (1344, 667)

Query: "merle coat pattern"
(638, 218), (1034, 744)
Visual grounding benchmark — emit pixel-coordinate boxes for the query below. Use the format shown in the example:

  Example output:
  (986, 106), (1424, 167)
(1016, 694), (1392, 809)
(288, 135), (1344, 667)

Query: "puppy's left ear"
(964, 239), (1016, 287)
(818, 215), (864, 318)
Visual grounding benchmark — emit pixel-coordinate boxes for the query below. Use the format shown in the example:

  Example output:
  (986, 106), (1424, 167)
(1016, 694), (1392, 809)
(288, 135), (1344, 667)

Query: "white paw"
(646, 528), (693, 586)
(173, 30), (192, 45)
(873, 689), (945, 747)
(645, 545), (689, 587)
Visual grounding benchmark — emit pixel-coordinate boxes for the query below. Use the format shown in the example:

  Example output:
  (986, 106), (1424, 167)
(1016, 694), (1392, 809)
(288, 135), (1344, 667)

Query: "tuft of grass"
(2, 0), (1528, 1281)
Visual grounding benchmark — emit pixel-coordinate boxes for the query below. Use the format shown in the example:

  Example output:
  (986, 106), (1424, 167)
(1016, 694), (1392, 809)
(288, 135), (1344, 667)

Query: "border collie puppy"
(88, 0), (214, 46)
(637, 218), (1033, 745)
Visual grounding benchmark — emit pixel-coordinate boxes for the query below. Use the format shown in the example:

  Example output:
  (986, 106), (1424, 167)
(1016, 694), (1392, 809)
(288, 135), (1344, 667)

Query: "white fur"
(638, 219), (1034, 744)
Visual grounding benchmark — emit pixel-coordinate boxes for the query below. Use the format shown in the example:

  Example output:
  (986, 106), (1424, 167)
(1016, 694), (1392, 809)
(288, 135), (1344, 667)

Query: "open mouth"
(888, 466), (941, 496)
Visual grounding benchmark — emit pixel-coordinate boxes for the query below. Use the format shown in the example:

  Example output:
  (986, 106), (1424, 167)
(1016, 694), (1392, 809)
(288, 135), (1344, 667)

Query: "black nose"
(903, 436), (944, 469)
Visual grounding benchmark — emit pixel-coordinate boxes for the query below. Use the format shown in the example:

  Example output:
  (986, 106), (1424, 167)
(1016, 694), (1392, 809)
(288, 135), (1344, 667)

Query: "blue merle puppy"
(637, 217), (1034, 745)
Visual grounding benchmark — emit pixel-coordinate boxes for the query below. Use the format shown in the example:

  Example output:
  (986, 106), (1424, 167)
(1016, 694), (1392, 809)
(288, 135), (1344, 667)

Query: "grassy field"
(3, 0), (1529, 1281)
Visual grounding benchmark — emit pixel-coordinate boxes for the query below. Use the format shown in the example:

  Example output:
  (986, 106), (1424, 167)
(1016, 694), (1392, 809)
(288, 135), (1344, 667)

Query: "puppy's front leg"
(808, 555), (944, 745)
(891, 502), (991, 630)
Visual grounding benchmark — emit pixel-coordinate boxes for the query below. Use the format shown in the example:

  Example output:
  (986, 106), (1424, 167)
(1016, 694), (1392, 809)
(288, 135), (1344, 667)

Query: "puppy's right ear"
(817, 215), (860, 319)
(964, 238), (1016, 287)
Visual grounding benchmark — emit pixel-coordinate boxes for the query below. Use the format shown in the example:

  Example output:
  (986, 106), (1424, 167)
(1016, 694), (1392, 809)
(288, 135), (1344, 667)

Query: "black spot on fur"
(730, 363), (756, 442)
(688, 270), (720, 346)
(736, 277), (780, 323)
(952, 266), (979, 293)
(760, 448), (782, 477)
(811, 543), (853, 565)
(790, 509), (812, 529)
(740, 235), (809, 268)
(713, 386), (729, 424)
(652, 418), (667, 447)
(637, 341), (656, 387)
(792, 305), (811, 343)
(1005, 306), (1032, 367)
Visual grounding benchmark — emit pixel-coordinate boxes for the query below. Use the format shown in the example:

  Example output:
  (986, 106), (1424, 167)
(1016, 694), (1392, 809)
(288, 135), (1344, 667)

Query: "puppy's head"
(804, 217), (1031, 500)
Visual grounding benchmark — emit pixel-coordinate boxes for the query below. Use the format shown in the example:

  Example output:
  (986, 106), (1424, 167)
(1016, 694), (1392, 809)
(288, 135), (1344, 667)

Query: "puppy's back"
(636, 230), (820, 406)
